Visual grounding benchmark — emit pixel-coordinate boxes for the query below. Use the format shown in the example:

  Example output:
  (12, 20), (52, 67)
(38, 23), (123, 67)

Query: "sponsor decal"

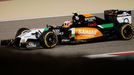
(78, 29), (97, 35)
(73, 28), (103, 40)
(117, 16), (132, 24)
(117, 12), (130, 17)
(87, 22), (97, 26)
(85, 17), (96, 22)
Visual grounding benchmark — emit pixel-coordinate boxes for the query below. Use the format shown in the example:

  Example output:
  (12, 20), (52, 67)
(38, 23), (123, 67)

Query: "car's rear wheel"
(39, 31), (58, 48)
(120, 24), (134, 40)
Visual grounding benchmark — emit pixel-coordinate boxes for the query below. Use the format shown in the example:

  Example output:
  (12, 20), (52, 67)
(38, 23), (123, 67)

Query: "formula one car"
(1, 9), (133, 49)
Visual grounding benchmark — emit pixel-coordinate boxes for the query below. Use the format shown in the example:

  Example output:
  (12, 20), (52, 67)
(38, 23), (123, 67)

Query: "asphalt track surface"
(0, 12), (134, 75)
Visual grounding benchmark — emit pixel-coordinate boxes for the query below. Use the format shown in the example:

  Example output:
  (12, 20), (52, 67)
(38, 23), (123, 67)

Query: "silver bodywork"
(16, 28), (45, 48)
(117, 12), (132, 24)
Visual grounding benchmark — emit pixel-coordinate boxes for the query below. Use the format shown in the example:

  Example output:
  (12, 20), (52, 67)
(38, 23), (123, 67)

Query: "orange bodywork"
(74, 28), (103, 40)
(82, 14), (93, 18)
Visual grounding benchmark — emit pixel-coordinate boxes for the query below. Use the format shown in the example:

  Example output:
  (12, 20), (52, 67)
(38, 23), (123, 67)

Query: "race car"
(1, 9), (133, 49)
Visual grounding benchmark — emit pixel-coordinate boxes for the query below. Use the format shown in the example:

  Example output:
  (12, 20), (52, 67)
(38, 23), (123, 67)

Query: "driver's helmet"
(72, 13), (79, 23)
(72, 13), (85, 25)
(63, 20), (72, 28)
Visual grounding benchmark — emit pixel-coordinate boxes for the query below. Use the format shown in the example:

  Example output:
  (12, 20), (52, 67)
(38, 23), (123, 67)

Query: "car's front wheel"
(39, 31), (58, 48)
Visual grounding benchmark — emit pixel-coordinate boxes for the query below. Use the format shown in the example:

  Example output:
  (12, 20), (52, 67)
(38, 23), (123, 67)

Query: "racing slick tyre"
(119, 24), (134, 40)
(15, 28), (29, 38)
(39, 31), (58, 48)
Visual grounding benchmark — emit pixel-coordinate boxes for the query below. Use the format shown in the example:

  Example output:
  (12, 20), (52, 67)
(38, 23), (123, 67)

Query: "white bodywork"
(17, 28), (45, 44)
(117, 12), (132, 24)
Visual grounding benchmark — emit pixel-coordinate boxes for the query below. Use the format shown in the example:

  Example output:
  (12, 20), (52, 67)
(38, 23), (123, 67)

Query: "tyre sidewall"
(120, 24), (133, 40)
(40, 31), (58, 48)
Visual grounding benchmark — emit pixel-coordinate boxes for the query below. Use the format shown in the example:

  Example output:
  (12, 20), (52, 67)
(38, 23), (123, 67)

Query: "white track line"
(84, 51), (134, 59)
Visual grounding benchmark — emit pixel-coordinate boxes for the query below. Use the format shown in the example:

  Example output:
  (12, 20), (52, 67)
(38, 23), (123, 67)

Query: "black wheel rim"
(123, 25), (133, 39)
(46, 33), (57, 47)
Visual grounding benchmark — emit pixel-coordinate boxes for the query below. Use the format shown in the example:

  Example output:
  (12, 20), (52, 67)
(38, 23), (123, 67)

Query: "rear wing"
(104, 9), (132, 24)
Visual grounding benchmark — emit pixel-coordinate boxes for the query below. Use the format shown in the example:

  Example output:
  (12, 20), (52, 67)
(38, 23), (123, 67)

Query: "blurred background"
(0, 0), (134, 21)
